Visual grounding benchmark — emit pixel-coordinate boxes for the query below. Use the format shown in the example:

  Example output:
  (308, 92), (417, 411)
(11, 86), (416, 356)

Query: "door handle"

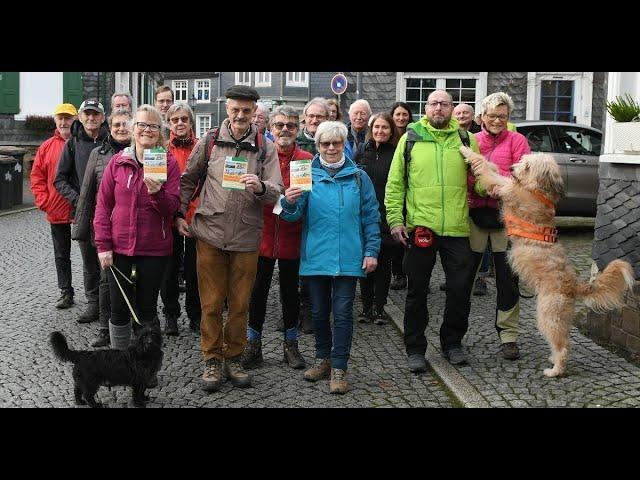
(569, 158), (586, 163)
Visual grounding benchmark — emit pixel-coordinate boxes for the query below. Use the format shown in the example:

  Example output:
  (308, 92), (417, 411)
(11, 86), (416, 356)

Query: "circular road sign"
(331, 74), (348, 95)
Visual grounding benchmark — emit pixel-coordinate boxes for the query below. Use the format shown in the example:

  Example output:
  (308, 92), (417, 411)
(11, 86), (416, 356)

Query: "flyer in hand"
(222, 156), (248, 190)
(143, 148), (167, 182)
(290, 159), (312, 191)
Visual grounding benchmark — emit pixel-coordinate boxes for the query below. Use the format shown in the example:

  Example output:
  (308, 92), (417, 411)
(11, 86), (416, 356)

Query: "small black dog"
(50, 327), (163, 408)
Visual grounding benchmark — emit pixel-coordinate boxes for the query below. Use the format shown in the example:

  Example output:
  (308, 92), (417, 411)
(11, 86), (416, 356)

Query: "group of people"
(32, 82), (530, 397)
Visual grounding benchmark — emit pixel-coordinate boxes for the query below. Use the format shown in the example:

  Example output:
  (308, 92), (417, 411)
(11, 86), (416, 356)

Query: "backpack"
(191, 126), (268, 201)
(402, 127), (470, 189)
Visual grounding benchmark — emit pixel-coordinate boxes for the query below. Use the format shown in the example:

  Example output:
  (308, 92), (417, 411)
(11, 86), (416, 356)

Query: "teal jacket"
(385, 117), (480, 237)
(280, 155), (380, 277)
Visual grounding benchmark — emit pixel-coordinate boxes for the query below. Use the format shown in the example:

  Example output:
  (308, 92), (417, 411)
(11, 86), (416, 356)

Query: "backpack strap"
(191, 127), (220, 201)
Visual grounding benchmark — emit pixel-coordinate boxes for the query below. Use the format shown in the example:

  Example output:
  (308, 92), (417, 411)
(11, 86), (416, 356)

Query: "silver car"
(514, 121), (602, 217)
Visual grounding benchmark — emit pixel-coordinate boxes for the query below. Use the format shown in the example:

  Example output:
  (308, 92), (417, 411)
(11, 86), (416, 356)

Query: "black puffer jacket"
(54, 119), (109, 211)
(353, 139), (396, 244)
(72, 135), (129, 243)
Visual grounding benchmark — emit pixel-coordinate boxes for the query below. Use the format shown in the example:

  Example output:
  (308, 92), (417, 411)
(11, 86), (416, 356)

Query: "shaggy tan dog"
(460, 146), (635, 377)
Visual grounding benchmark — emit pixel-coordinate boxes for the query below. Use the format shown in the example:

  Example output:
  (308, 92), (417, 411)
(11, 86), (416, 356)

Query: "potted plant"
(606, 93), (640, 154)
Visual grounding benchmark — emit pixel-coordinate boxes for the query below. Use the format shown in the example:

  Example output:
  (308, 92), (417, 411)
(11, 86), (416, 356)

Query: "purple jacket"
(468, 128), (531, 209)
(94, 148), (180, 256)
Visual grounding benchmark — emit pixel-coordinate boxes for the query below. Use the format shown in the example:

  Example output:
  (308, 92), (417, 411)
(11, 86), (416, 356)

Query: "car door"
(550, 125), (601, 216)
(517, 123), (569, 192)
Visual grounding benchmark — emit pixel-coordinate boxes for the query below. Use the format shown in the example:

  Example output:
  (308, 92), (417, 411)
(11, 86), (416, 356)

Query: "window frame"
(286, 72), (308, 88)
(235, 72), (251, 86)
(196, 114), (211, 139)
(172, 80), (188, 102)
(254, 72), (272, 88)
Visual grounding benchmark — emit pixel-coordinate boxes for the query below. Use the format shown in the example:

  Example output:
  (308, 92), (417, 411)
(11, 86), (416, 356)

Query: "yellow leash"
(109, 265), (142, 325)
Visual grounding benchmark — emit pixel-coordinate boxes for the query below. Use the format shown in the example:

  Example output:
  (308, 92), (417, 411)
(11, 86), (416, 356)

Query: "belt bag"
(470, 207), (503, 230)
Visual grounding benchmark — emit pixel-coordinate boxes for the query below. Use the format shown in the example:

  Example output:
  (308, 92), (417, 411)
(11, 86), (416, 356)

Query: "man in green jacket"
(385, 90), (480, 372)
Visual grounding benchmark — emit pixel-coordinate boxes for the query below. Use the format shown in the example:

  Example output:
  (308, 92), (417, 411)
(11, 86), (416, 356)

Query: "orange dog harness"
(504, 190), (557, 243)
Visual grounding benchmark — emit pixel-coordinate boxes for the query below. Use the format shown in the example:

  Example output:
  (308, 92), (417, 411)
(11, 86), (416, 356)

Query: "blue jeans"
(306, 276), (357, 371)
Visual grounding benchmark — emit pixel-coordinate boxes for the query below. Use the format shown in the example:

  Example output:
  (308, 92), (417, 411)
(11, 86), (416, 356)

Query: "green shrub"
(606, 94), (640, 122)
(24, 115), (56, 132)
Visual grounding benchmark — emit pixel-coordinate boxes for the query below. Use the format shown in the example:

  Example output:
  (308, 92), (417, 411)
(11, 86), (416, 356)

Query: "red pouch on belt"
(414, 226), (433, 248)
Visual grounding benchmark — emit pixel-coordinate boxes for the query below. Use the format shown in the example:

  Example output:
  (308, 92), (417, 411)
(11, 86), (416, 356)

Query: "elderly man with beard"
(385, 90), (481, 371)
(241, 105), (313, 370)
(179, 85), (283, 392)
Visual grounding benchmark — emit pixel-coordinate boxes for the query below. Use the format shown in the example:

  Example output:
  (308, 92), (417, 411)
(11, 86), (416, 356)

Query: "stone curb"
(0, 206), (37, 217)
(385, 302), (490, 408)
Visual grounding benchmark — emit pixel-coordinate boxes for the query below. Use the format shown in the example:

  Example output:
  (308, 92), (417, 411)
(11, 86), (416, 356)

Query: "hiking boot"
(91, 329), (110, 348)
(501, 342), (521, 360)
(201, 358), (223, 392)
(55, 293), (74, 309)
(303, 358), (331, 382)
(283, 340), (305, 369)
(164, 315), (179, 336)
(390, 275), (407, 290)
(77, 304), (99, 324)
(407, 354), (427, 373)
(240, 339), (263, 369)
(329, 368), (348, 394)
(473, 277), (488, 296)
(442, 346), (468, 365)
(188, 318), (200, 333)
(358, 307), (373, 324)
(225, 356), (251, 388)
(373, 306), (387, 326)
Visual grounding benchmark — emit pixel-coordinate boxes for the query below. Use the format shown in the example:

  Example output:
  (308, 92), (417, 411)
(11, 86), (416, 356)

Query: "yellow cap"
(53, 103), (78, 116)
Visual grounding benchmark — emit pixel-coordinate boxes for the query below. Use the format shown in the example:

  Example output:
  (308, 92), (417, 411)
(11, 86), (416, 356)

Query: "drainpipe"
(280, 72), (284, 105)
(217, 73), (222, 126)
(356, 72), (362, 100)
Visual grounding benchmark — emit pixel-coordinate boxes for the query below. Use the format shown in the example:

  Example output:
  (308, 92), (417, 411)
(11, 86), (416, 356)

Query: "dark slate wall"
(592, 72), (607, 131)
(487, 72), (528, 121)
(342, 72), (397, 118)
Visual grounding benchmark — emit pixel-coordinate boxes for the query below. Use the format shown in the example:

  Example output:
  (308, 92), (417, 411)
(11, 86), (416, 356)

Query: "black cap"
(224, 85), (260, 101)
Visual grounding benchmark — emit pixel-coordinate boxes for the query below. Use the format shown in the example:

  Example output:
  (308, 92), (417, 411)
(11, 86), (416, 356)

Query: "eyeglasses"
(170, 116), (190, 124)
(135, 122), (161, 132)
(427, 101), (453, 108)
(319, 140), (344, 148)
(306, 114), (327, 120)
(485, 113), (509, 122)
(112, 122), (130, 129)
(272, 122), (298, 130)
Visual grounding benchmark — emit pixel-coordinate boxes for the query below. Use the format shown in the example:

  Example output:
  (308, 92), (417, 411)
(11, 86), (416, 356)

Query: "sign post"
(331, 73), (348, 116)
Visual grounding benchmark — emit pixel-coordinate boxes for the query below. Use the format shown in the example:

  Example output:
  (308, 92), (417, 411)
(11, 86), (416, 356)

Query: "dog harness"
(504, 189), (557, 243)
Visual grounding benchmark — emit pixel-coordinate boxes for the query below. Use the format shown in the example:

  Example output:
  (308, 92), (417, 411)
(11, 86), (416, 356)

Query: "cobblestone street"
(0, 210), (454, 408)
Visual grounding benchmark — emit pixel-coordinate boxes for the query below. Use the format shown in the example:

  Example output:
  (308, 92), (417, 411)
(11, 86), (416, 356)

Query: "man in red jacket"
(30, 103), (78, 308)
(241, 105), (312, 370)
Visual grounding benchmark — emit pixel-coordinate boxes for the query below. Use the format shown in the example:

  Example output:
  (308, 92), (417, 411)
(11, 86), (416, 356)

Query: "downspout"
(280, 71), (284, 105)
(217, 73), (222, 127)
(356, 72), (362, 100)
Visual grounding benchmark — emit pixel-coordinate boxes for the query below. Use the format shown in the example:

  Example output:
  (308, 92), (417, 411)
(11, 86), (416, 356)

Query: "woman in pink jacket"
(468, 92), (531, 361)
(94, 105), (180, 350)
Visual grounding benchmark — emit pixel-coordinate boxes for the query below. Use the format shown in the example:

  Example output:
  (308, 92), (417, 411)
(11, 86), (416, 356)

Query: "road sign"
(331, 74), (348, 95)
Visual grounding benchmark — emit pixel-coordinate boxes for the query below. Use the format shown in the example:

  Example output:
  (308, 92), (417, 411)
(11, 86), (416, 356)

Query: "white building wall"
(16, 72), (63, 120)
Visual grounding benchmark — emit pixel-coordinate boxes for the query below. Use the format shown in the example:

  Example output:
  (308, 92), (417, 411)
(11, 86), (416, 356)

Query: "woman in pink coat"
(94, 105), (180, 350)
(468, 92), (531, 361)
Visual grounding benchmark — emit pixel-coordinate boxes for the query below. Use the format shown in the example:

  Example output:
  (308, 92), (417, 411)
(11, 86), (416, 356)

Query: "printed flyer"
(290, 159), (312, 191)
(222, 156), (248, 190)
(143, 148), (167, 182)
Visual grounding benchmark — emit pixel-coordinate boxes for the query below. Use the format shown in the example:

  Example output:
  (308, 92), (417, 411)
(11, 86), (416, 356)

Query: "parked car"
(514, 121), (602, 217)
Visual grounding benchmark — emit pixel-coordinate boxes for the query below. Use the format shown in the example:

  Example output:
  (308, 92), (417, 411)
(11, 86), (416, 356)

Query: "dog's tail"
(576, 259), (635, 313)
(50, 331), (79, 363)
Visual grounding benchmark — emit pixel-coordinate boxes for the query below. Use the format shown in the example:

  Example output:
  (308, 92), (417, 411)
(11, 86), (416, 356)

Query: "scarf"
(319, 154), (346, 170)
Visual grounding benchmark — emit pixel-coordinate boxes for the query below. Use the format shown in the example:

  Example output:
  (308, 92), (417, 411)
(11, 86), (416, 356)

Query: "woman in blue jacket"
(281, 121), (380, 394)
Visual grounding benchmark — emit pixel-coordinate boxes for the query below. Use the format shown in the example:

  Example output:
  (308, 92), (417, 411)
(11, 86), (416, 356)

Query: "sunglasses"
(319, 140), (343, 148)
(272, 122), (298, 130)
(170, 116), (190, 124)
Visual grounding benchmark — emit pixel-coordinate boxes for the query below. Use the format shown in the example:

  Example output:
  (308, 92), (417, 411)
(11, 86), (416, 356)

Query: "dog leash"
(109, 265), (142, 325)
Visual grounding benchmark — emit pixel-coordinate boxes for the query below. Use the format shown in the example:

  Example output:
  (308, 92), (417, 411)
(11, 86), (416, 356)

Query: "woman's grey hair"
(303, 97), (330, 118)
(165, 102), (195, 126)
(107, 108), (133, 127)
(111, 92), (133, 110)
(255, 102), (270, 115)
(481, 92), (515, 116)
(270, 105), (300, 124)
(315, 121), (348, 145)
(132, 104), (166, 147)
(348, 99), (372, 116)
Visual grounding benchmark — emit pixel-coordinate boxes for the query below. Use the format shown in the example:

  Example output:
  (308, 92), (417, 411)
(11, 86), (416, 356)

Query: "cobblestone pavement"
(388, 225), (640, 408)
(0, 210), (455, 408)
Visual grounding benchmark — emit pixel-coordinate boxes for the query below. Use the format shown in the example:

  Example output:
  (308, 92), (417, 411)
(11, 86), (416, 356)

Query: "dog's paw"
(543, 367), (562, 378)
(459, 146), (479, 163)
(548, 355), (555, 364)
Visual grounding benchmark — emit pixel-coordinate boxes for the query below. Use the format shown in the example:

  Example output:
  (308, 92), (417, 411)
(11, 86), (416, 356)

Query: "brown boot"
(225, 356), (252, 388)
(303, 358), (331, 382)
(283, 340), (305, 369)
(329, 368), (348, 394)
(201, 358), (223, 392)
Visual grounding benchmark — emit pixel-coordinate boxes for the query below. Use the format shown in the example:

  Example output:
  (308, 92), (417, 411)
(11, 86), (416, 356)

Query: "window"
(172, 80), (188, 102)
(196, 80), (210, 102)
(286, 72), (308, 87)
(235, 72), (251, 85)
(255, 72), (271, 87)
(554, 126), (602, 156)
(518, 125), (554, 153)
(196, 115), (211, 139)
(400, 73), (486, 121)
(540, 80), (573, 122)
